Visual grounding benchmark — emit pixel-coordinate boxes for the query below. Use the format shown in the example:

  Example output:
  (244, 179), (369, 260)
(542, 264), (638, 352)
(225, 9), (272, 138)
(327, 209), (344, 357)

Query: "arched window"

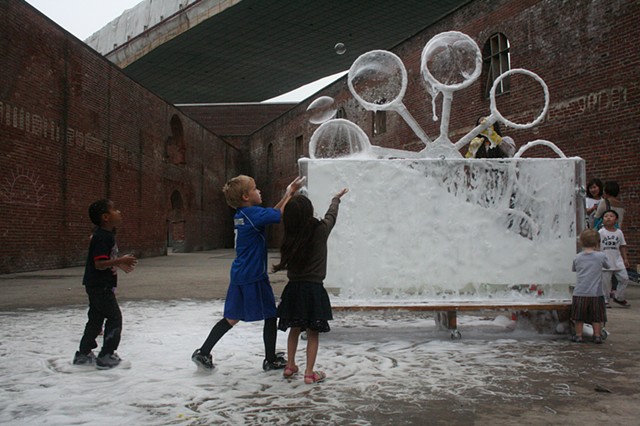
(165, 115), (186, 164)
(482, 33), (511, 98)
(335, 107), (347, 119)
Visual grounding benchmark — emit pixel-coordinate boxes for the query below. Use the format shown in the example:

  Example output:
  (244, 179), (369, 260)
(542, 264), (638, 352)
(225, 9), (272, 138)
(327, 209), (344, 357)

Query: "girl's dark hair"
(272, 195), (319, 272)
(476, 116), (502, 137)
(586, 178), (603, 198)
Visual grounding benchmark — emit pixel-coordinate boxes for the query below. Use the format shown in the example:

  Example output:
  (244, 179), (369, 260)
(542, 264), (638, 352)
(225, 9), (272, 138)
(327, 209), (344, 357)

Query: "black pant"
(79, 287), (122, 357)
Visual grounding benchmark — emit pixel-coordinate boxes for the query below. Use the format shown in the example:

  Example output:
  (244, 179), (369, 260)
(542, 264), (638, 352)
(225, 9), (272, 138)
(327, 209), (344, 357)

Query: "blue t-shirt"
(230, 206), (281, 285)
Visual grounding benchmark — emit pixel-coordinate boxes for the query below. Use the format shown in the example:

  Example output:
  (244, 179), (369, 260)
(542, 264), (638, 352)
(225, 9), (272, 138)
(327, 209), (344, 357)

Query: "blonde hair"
(579, 228), (600, 249)
(222, 175), (254, 208)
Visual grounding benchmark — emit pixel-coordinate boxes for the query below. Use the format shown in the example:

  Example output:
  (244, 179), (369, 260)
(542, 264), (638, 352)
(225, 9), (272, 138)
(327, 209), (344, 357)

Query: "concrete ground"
(1, 250), (639, 424)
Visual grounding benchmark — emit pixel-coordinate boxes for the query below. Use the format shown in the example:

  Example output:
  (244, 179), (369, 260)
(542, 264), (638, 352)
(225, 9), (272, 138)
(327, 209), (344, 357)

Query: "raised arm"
(334, 188), (349, 199)
(274, 176), (306, 214)
(322, 188), (349, 231)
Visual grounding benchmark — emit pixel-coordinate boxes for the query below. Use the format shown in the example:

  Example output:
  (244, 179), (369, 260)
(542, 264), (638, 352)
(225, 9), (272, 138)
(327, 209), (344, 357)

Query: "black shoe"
(570, 335), (584, 343)
(263, 352), (286, 371)
(593, 336), (603, 344)
(96, 352), (122, 369)
(73, 351), (96, 365)
(191, 349), (214, 370)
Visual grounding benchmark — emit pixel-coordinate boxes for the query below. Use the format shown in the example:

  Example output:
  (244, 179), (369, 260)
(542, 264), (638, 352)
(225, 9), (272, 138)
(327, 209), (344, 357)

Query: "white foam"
(0, 300), (583, 425)
(301, 157), (581, 302)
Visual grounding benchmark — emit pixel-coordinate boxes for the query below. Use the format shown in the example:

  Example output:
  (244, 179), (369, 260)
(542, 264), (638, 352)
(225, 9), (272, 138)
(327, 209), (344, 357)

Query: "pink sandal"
(304, 371), (326, 384)
(283, 365), (299, 378)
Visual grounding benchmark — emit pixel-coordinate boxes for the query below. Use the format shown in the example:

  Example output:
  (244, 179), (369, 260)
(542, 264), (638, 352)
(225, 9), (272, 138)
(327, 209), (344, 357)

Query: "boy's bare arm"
(95, 254), (138, 273)
(274, 176), (306, 213)
(620, 246), (629, 268)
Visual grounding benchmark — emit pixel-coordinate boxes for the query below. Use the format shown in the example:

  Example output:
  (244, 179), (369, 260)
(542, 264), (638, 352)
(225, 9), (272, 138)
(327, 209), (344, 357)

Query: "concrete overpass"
(92, 0), (471, 104)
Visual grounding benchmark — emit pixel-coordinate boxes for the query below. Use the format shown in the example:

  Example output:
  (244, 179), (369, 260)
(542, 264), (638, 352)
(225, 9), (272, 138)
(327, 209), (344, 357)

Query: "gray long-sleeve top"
(286, 196), (341, 283)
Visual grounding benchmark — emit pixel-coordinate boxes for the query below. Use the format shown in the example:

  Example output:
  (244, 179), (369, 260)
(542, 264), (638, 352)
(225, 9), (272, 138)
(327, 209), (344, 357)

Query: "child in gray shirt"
(571, 229), (610, 343)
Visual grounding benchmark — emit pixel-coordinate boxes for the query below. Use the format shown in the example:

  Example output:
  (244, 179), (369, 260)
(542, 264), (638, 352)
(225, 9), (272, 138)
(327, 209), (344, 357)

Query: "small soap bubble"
(334, 42), (346, 55)
(307, 96), (337, 124)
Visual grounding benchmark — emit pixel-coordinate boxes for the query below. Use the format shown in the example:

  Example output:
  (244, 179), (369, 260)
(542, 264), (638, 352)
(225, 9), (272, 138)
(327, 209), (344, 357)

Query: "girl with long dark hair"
(273, 188), (348, 384)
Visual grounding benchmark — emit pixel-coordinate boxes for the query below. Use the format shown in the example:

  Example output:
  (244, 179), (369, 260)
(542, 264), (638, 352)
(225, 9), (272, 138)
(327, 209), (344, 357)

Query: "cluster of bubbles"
(308, 31), (552, 160)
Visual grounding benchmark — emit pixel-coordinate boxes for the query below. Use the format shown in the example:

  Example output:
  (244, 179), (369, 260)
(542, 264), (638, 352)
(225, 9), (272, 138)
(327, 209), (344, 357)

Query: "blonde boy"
(191, 175), (305, 370)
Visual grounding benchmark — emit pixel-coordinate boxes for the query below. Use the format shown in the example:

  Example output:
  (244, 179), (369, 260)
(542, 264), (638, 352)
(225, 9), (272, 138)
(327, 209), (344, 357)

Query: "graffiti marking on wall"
(0, 166), (47, 206)
(1, 101), (137, 168)
(546, 86), (627, 123)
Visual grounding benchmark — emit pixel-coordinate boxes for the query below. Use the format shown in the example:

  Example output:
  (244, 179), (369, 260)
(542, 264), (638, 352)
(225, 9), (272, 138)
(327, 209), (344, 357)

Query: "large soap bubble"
(348, 50), (430, 144)
(421, 31), (481, 91)
(307, 96), (337, 124)
(309, 119), (371, 159)
(348, 50), (406, 110)
(420, 31), (482, 146)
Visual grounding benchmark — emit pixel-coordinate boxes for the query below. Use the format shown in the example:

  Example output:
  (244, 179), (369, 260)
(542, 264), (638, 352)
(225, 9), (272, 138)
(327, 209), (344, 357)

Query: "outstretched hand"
(119, 254), (138, 273)
(287, 176), (306, 195)
(335, 188), (349, 198)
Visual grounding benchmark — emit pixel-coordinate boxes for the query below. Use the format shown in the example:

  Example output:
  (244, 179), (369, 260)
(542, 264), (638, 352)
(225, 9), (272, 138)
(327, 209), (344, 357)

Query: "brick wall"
(247, 0), (640, 266)
(2, 0), (638, 273)
(0, 1), (240, 273)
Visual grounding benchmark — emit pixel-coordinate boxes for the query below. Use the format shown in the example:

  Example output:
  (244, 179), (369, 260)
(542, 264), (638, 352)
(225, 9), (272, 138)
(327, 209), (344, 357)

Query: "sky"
(23, 0), (343, 103)
(25, 0), (142, 41)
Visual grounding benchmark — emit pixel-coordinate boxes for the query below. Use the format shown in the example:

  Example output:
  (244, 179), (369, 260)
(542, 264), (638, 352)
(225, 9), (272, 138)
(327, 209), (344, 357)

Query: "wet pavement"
(1, 250), (639, 425)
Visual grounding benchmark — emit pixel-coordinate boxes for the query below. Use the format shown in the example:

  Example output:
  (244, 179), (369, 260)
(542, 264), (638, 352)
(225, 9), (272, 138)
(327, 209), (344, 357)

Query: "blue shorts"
(223, 278), (276, 322)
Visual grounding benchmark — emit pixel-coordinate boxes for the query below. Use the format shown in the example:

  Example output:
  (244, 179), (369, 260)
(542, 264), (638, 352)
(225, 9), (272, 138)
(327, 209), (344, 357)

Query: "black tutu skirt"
(277, 281), (333, 333)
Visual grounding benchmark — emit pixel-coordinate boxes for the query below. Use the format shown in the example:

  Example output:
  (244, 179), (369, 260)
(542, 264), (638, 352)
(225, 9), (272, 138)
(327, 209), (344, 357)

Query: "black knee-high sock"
(263, 317), (277, 361)
(200, 319), (233, 355)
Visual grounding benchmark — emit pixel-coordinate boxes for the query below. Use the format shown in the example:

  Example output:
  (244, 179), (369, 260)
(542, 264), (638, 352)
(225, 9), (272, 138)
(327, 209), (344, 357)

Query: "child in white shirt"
(599, 210), (631, 307)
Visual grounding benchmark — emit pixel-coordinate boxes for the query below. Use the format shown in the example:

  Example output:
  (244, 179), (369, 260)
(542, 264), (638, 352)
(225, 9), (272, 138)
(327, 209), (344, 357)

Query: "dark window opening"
(482, 33), (511, 98)
(165, 115), (186, 164)
(373, 110), (387, 136)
